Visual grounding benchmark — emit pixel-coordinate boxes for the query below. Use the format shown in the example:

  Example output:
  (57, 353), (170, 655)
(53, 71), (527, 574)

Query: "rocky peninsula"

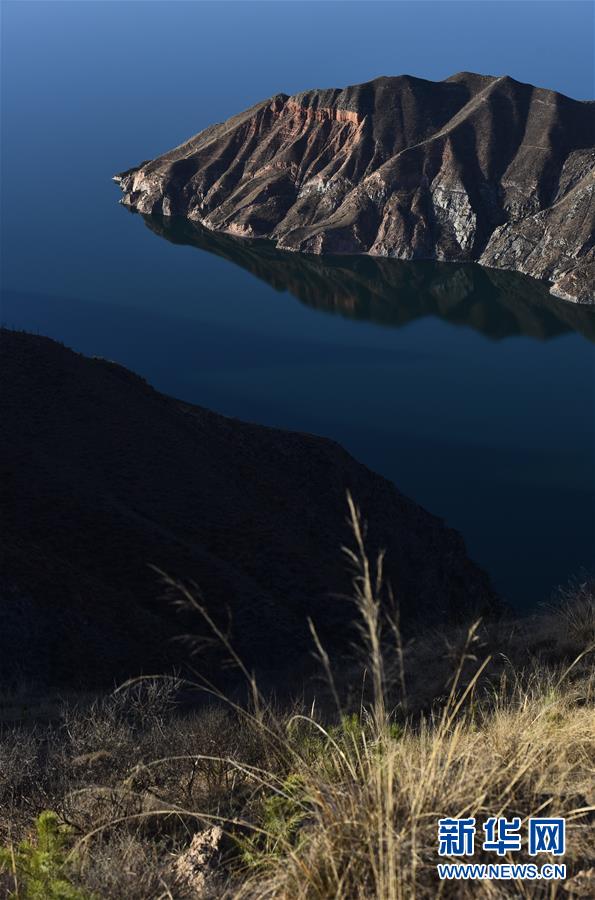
(115, 72), (595, 303)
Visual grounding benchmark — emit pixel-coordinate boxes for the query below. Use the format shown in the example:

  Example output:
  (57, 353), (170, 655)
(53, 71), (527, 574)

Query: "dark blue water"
(2, 1), (594, 609)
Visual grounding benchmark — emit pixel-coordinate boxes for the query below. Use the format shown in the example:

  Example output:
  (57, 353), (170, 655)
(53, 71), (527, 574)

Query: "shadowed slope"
(0, 329), (497, 686)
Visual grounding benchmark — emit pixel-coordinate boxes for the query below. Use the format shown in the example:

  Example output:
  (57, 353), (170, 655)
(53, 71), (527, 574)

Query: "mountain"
(141, 213), (595, 342)
(115, 73), (595, 304)
(0, 329), (497, 686)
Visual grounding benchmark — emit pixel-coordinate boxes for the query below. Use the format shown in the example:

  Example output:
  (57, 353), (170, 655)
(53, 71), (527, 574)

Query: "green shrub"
(238, 772), (311, 867)
(0, 811), (90, 899)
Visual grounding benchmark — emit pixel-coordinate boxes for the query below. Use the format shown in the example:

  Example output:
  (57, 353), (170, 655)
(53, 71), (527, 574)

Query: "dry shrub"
(73, 832), (174, 900)
(549, 574), (595, 645)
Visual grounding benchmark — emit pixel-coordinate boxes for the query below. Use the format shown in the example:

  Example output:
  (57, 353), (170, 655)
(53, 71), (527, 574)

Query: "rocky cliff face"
(115, 73), (595, 303)
(0, 329), (497, 686)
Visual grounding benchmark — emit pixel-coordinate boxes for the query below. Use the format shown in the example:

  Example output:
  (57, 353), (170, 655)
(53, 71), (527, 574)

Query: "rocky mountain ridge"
(115, 72), (595, 303)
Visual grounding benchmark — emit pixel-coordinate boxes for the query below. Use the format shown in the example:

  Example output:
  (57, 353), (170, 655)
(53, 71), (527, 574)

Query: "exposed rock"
(172, 827), (226, 899)
(115, 73), (594, 304)
(0, 328), (498, 687)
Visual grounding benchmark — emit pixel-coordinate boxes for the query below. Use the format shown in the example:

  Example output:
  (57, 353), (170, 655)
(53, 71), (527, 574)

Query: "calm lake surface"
(3, 198), (594, 609)
(2, 2), (593, 612)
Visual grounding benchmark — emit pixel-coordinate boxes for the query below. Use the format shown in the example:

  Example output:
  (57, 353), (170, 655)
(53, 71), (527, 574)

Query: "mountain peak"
(115, 73), (595, 304)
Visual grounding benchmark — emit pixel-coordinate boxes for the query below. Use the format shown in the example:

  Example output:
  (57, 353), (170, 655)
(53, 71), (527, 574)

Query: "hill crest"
(115, 73), (595, 304)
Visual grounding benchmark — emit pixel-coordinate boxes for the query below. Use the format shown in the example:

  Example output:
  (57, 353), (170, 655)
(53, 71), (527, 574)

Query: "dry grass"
(1, 498), (593, 898)
(224, 499), (595, 899)
(232, 665), (593, 899)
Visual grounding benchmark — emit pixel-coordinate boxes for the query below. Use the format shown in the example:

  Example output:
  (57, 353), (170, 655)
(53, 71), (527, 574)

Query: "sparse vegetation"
(1, 501), (593, 898)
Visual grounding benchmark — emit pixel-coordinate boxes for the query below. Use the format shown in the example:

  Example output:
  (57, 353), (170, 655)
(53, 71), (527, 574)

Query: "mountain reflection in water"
(141, 213), (595, 344)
